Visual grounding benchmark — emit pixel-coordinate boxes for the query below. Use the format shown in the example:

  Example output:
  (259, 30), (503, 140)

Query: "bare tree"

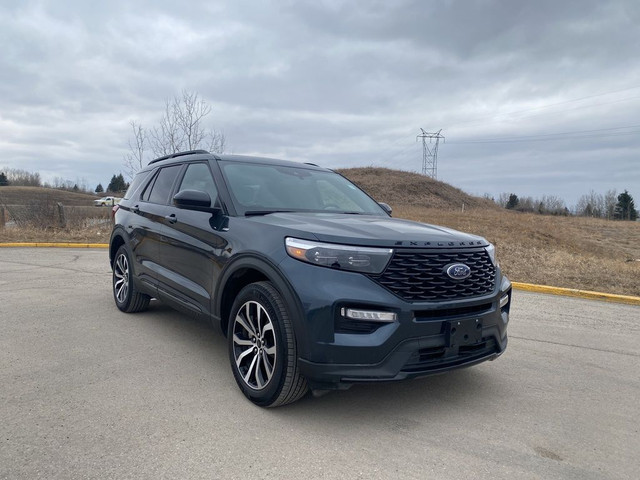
(516, 196), (535, 213)
(207, 128), (226, 154)
(496, 192), (511, 208)
(576, 190), (605, 217)
(2, 168), (41, 187)
(124, 121), (146, 180)
(124, 90), (225, 179)
(604, 189), (617, 219)
(149, 98), (184, 157)
(540, 195), (566, 215)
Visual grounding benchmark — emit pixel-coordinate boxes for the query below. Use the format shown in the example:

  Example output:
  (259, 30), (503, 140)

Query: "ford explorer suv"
(109, 150), (511, 407)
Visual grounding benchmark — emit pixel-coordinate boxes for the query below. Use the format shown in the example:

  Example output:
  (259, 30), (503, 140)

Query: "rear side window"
(143, 165), (181, 204)
(123, 171), (151, 200)
(177, 163), (218, 204)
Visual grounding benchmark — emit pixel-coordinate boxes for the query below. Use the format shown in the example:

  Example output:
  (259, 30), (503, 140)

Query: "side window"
(141, 173), (157, 202)
(177, 163), (218, 205)
(123, 171), (151, 200)
(144, 165), (181, 205)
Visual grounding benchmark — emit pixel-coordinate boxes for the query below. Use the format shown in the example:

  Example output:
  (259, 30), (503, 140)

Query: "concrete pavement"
(1, 248), (638, 479)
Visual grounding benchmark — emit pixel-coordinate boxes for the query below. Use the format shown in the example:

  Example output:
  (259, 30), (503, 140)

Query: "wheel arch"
(215, 255), (304, 344)
(109, 230), (126, 267)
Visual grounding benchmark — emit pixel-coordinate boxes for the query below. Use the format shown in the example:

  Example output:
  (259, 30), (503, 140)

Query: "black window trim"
(140, 163), (185, 205)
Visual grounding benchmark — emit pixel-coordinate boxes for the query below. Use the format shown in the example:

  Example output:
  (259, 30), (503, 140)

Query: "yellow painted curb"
(512, 282), (640, 306)
(0, 242), (108, 248)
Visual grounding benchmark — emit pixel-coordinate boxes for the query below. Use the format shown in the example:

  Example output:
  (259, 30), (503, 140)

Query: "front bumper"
(299, 328), (508, 391)
(279, 257), (512, 390)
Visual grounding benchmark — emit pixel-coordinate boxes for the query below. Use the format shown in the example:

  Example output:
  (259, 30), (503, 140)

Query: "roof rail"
(304, 162), (319, 167)
(148, 150), (210, 165)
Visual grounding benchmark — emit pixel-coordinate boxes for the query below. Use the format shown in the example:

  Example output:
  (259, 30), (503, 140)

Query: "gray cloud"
(1, 0), (639, 207)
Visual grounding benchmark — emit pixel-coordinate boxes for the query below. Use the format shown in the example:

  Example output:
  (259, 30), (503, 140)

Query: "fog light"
(340, 308), (397, 322)
(500, 294), (509, 309)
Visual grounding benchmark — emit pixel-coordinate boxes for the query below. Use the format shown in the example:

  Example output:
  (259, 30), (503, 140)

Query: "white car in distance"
(94, 196), (122, 207)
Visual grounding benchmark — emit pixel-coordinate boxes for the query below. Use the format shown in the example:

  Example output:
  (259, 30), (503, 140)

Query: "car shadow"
(134, 301), (506, 423)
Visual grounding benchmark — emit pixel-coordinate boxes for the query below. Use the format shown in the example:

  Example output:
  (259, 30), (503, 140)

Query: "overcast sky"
(1, 0), (639, 207)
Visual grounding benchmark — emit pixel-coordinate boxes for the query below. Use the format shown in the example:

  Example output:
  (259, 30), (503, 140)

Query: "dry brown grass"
(337, 167), (500, 211)
(0, 225), (111, 243)
(0, 186), (98, 206)
(0, 186), (111, 243)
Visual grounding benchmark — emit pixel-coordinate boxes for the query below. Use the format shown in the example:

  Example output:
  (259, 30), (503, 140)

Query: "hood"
(247, 213), (488, 248)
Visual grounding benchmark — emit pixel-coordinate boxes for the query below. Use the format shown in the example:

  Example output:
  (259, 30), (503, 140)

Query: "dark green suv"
(109, 150), (512, 407)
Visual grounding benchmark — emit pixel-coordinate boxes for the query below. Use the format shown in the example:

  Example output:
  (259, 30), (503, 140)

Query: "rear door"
(129, 164), (182, 289)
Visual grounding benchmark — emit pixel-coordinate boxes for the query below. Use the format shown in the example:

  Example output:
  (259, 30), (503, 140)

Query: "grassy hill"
(0, 186), (99, 206)
(337, 167), (499, 210)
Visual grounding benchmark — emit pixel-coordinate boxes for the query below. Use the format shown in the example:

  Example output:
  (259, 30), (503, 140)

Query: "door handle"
(165, 214), (177, 224)
(131, 204), (140, 214)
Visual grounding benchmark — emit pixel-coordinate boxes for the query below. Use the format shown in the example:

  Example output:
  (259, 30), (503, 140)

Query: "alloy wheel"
(113, 253), (130, 304)
(232, 300), (277, 390)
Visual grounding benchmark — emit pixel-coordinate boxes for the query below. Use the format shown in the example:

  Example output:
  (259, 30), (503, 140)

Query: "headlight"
(486, 243), (497, 266)
(285, 237), (393, 274)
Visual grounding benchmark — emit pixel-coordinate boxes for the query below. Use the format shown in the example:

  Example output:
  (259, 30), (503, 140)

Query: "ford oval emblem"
(446, 263), (471, 280)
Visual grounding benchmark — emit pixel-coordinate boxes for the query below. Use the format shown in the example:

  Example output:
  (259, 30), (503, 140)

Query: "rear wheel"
(228, 281), (308, 407)
(112, 245), (150, 313)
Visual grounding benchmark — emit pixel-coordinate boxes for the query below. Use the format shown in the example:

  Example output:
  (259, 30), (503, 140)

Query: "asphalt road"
(1, 248), (638, 480)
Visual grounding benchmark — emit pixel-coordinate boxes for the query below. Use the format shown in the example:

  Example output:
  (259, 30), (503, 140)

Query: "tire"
(228, 281), (308, 407)
(112, 245), (150, 313)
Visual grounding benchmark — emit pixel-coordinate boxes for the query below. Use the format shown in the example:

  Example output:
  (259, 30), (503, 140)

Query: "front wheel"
(112, 245), (150, 313)
(228, 282), (308, 407)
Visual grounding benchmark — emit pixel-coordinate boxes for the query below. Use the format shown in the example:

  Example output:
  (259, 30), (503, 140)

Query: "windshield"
(220, 161), (387, 216)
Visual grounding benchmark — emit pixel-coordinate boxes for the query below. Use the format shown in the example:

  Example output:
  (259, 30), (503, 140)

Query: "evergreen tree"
(95, 183), (104, 193)
(505, 193), (519, 210)
(107, 173), (127, 192)
(615, 190), (638, 221)
(0, 172), (8, 186)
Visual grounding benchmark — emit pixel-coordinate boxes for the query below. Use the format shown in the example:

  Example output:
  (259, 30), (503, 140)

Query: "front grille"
(371, 248), (496, 301)
(414, 302), (493, 320)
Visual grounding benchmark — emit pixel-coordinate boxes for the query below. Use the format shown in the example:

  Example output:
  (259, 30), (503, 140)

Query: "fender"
(214, 252), (307, 353)
(109, 226), (129, 265)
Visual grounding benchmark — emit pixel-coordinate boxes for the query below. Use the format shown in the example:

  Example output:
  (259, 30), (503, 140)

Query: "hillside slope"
(337, 167), (499, 210)
(0, 186), (98, 206)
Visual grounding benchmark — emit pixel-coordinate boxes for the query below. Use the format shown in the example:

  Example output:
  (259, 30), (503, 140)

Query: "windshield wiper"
(244, 209), (297, 216)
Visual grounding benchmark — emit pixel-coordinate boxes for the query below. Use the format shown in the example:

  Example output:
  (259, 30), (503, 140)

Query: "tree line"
(0, 168), (129, 196)
(0, 168), (41, 187)
(495, 189), (638, 221)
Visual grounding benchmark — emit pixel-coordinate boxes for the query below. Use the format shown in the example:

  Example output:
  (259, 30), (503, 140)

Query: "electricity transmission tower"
(416, 129), (444, 178)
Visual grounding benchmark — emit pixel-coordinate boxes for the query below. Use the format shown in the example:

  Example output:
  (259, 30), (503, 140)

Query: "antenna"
(416, 129), (444, 178)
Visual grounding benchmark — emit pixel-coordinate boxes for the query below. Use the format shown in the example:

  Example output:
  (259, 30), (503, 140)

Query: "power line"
(448, 124), (640, 145)
(373, 128), (420, 159)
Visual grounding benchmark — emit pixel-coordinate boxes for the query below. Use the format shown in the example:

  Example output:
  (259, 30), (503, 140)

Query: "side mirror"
(173, 189), (217, 212)
(378, 202), (392, 216)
